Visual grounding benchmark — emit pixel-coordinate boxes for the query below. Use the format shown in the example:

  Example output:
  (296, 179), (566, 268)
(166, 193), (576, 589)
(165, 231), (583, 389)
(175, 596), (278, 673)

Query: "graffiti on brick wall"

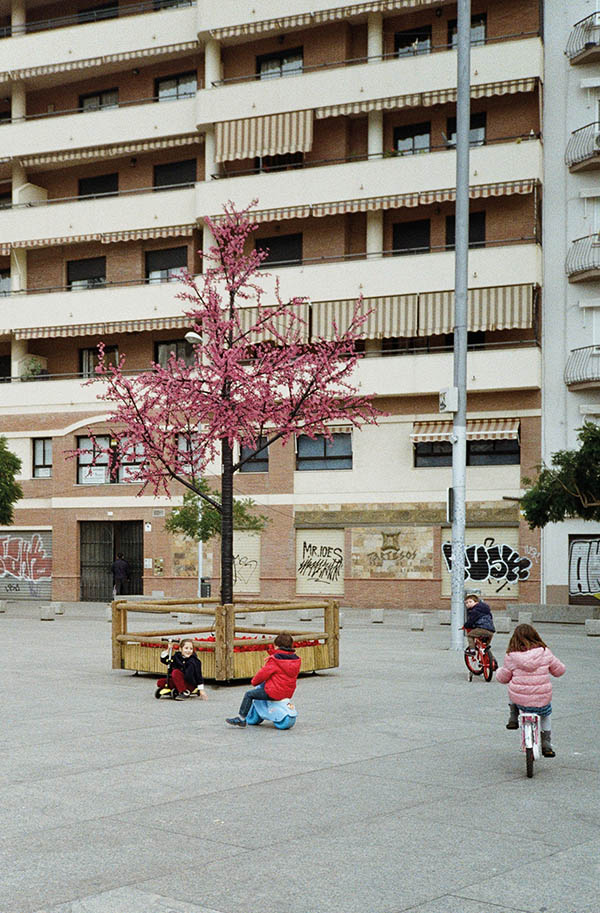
(0, 533), (52, 597)
(442, 534), (532, 595)
(569, 537), (600, 597)
(296, 530), (345, 595)
(233, 531), (260, 594)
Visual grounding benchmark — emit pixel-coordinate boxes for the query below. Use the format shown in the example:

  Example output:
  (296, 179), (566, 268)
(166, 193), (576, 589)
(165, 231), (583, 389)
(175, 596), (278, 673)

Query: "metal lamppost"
(449, 0), (471, 650)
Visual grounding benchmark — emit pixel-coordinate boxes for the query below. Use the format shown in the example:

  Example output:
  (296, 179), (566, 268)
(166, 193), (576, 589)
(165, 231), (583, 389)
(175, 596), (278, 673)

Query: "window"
(255, 152), (304, 173)
(77, 435), (112, 484)
(256, 48), (303, 80)
(446, 112), (486, 147)
(255, 233), (303, 266)
(445, 212), (486, 250)
(78, 2), (118, 22)
(79, 88), (118, 111)
(240, 436), (269, 473)
(0, 192), (11, 210)
(414, 437), (520, 467)
(414, 440), (452, 467)
(33, 438), (52, 478)
(78, 172), (118, 198)
(117, 440), (145, 482)
(393, 122), (431, 156)
(395, 25), (432, 56)
(145, 247), (188, 284)
(155, 339), (194, 367)
(0, 354), (10, 383)
(153, 159), (196, 189)
(296, 433), (352, 470)
(0, 268), (9, 295)
(80, 345), (118, 378)
(177, 432), (201, 475)
(67, 257), (106, 290)
(392, 220), (431, 255)
(448, 14), (487, 48)
(468, 439), (520, 465)
(155, 72), (197, 101)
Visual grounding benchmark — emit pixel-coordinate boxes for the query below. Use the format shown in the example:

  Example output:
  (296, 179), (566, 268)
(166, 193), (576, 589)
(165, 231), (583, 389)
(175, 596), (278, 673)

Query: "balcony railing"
(566, 12), (600, 61)
(565, 123), (600, 168)
(1, 89), (200, 126)
(211, 30), (540, 87)
(4, 180), (195, 210)
(564, 345), (600, 387)
(0, 0), (194, 39)
(566, 235), (600, 279)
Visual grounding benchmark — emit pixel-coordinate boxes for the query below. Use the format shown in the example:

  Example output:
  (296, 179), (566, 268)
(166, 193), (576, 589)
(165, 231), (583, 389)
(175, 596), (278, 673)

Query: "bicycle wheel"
(526, 746), (534, 778)
(483, 653), (494, 682)
(464, 651), (484, 675)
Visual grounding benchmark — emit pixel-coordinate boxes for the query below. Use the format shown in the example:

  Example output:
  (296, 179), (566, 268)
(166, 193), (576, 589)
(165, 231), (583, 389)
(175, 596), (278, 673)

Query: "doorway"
(80, 520), (143, 601)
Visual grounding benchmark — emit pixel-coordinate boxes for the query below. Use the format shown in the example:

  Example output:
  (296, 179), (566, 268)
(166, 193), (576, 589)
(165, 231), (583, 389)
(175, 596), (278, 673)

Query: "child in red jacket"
(226, 632), (301, 727)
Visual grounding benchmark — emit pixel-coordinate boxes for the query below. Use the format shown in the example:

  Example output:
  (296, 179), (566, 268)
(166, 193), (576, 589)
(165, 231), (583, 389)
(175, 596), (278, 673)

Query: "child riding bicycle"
(463, 591), (497, 669)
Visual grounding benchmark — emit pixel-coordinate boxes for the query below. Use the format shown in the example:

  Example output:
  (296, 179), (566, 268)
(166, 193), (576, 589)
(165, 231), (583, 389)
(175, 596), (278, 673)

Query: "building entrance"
(80, 521), (143, 601)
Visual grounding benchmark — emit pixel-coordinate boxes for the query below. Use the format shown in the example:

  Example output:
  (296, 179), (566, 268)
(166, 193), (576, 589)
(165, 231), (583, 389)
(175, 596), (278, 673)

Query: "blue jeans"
(239, 683), (271, 718)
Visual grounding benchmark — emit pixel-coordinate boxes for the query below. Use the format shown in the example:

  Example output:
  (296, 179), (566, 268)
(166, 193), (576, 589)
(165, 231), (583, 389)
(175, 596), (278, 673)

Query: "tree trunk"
(220, 438), (234, 604)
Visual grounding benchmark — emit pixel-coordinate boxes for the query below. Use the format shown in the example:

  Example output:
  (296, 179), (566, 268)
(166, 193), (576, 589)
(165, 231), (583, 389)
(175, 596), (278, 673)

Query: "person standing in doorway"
(112, 552), (130, 598)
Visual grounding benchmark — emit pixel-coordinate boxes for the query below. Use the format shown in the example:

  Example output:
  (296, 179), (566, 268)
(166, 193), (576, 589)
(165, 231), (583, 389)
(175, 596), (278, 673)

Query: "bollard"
(518, 612), (533, 626)
(179, 614), (193, 625)
(339, 610), (344, 629)
(495, 615), (511, 633)
(585, 619), (600, 637)
(437, 610), (451, 625)
(409, 613), (424, 631)
(370, 608), (384, 624)
(253, 612), (266, 626)
(40, 603), (54, 621)
(298, 610), (313, 621)
(0, 599), (6, 613)
(53, 602), (64, 615)
(105, 606), (113, 622)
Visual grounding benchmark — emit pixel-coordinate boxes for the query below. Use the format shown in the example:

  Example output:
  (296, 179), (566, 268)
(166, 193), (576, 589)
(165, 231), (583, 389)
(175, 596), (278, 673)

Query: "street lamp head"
(185, 331), (203, 345)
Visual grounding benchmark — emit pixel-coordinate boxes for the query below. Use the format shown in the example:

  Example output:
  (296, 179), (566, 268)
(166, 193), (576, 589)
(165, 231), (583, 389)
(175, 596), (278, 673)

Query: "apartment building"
(543, 0), (600, 607)
(0, 0), (543, 608)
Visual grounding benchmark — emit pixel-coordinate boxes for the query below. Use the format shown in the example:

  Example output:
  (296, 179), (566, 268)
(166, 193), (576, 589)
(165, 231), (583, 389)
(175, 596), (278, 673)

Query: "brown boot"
(541, 730), (555, 758)
(506, 703), (519, 730)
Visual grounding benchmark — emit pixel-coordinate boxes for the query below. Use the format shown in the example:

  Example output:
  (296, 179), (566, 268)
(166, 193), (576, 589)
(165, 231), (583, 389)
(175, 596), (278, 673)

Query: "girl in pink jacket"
(496, 624), (565, 758)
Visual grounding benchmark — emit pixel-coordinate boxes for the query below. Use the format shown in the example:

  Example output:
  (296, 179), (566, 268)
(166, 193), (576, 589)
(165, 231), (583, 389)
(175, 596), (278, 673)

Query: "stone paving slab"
(1, 601), (598, 913)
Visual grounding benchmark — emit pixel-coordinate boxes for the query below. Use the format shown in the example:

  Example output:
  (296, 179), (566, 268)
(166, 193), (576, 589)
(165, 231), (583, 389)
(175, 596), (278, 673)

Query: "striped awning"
(418, 284), (535, 336)
(315, 78), (538, 119)
(215, 111), (313, 162)
(411, 418), (520, 443)
(14, 315), (190, 340)
(237, 302), (310, 342)
(1, 41), (199, 82)
(312, 294), (418, 339)
(312, 192), (420, 217)
(20, 134), (202, 168)
(211, 0), (462, 40)
(101, 224), (195, 243)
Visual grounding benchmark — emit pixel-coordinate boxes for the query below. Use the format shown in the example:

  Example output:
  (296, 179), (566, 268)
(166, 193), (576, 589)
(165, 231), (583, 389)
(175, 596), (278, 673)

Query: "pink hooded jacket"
(496, 646), (565, 707)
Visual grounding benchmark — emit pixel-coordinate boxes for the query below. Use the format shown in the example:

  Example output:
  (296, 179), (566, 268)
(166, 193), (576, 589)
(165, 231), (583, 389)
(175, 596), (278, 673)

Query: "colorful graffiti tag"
(0, 533), (52, 598)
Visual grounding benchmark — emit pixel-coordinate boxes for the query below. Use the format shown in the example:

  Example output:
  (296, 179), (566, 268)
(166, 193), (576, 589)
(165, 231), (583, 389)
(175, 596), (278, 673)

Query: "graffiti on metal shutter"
(0, 531), (53, 599)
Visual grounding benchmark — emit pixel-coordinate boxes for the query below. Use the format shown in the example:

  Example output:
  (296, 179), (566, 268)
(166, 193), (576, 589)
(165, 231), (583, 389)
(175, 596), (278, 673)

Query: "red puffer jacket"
(251, 647), (301, 700)
(496, 646), (565, 707)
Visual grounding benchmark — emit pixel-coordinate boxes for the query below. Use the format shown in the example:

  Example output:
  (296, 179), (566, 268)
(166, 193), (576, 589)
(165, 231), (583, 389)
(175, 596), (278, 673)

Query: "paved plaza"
(1, 600), (598, 913)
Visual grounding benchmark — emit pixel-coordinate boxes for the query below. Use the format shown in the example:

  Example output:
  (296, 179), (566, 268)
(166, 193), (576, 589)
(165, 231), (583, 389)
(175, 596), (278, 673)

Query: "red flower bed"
(140, 634), (320, 653)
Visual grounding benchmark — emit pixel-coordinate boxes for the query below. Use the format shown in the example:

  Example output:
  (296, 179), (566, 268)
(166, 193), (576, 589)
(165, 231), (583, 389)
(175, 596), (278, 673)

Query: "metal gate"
(80, 521), (143, 601)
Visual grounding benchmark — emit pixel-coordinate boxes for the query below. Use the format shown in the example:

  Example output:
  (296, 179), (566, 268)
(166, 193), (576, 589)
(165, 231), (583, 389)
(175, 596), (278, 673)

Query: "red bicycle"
(464, 635), (495, 682)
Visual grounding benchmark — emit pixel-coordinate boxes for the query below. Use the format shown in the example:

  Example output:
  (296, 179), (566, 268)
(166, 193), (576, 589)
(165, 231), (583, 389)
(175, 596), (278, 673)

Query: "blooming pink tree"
(79, 203), (380, 603)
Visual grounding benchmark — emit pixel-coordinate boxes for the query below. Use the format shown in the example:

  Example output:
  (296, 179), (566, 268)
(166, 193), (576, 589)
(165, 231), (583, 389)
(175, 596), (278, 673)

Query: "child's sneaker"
(505, 719), (519, 730)
(175, 690), (191, 700)
(226, 716), (246, 727)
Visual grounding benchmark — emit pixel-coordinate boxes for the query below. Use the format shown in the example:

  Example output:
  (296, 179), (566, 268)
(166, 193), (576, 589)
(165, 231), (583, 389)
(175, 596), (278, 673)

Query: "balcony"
(1, 97), (197, 162)
(355, 344), (541, 398)
(566, 13), (600, 64)
(0, 3), (197, 84)
(199, 138), (542, 217)
(196, 37), (543, 126)
(197, 0), (376, 37)
(0, 185), (196, 246)
(0, 274), (195, 336)
(564, 345), (600, 389)
(566, 123), (600, 172)
(259, 242), (542, 304)
(566, 235), (600, 282)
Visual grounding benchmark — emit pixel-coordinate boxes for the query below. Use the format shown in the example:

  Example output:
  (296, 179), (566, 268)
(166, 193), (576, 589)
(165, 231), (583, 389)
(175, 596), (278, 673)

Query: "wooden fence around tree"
(111, 597), (340, 682)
